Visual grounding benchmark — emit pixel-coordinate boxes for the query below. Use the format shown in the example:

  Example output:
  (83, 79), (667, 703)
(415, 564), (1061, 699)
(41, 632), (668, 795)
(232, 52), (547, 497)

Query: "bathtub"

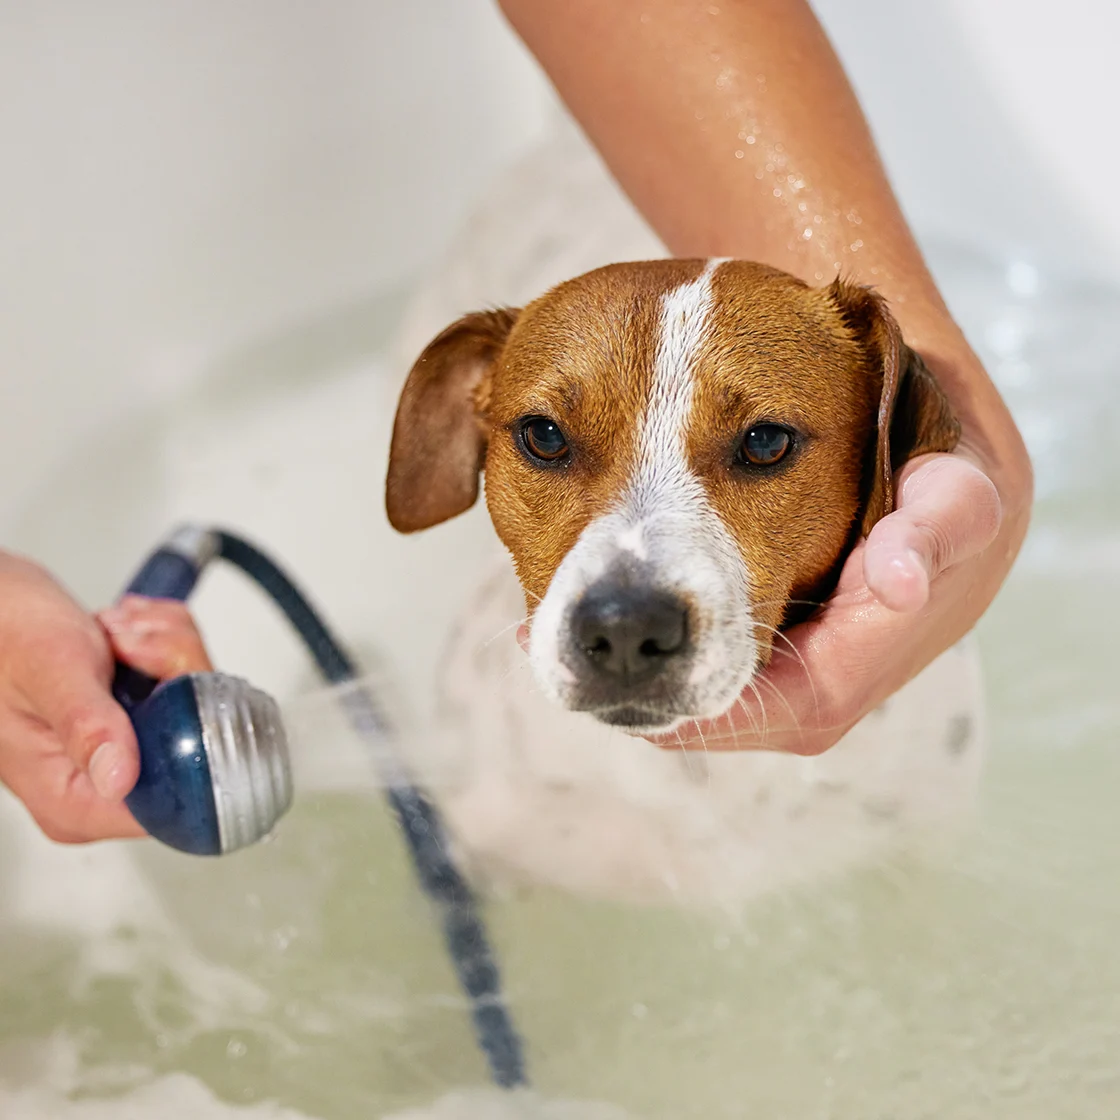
(2, 191), (1119, 1117)
(3, 4), (1120, 1115)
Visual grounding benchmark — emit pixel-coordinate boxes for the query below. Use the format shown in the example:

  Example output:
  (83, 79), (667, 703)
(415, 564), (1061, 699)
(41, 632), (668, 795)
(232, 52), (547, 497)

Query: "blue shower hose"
(129, 528), (527, 1089)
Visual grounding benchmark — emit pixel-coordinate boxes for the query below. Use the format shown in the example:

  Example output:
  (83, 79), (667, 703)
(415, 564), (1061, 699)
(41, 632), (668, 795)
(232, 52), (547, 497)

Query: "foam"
(0, 1084), (630, 1120)
(0, 1078), (313, 1120)
(381, 1088), (631, 1120)
(0, 1036), (628, 1120)
(0, 1037), (314, 1120)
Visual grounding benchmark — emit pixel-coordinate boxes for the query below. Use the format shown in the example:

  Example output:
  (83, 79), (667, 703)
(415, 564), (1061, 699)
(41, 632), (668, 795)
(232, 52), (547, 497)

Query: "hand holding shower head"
(113, 526), (293, 856)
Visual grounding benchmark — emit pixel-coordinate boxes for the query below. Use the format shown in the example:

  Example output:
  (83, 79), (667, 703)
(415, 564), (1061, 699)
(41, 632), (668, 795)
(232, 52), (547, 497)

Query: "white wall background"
(2, 0), (1118, 532)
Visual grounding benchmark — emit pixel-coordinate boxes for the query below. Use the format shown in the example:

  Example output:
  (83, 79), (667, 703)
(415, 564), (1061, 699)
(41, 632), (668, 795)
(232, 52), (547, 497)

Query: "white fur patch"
(529, 260), (758, 729)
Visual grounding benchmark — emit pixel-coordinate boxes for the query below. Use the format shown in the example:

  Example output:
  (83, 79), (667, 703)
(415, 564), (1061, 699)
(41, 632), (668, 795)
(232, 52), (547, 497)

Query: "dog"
(383, 129), (984, 910)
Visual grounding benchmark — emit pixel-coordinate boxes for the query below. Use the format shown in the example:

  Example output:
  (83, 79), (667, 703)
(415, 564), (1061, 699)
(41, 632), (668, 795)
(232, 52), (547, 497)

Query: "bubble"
(735, 150), (745, 159)
(803, 228), (814, 240)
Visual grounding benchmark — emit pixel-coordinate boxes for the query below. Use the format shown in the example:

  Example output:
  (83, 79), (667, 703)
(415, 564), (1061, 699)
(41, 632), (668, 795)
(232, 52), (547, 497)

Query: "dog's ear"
(828, 279), (961, 535)
(386, 307), (519, 533)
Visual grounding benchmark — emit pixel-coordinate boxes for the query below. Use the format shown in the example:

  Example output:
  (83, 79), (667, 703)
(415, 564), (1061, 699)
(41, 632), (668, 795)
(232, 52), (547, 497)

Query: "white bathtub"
(2, 211), (1119, 1116)
(3, 4), (1120, 1117)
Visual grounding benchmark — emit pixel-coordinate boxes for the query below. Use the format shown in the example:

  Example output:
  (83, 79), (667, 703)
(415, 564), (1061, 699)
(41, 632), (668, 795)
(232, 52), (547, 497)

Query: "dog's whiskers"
(750, 619), (821, 728)
(478, 617), (527, 651)
(755, 674), (805, 747)
(689, 720), (713, 790)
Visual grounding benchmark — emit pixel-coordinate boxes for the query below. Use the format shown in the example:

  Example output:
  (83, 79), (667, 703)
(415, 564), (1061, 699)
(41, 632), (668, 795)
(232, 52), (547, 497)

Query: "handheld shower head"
(112, 526), (292, 856)
(123, 672), (291, 856)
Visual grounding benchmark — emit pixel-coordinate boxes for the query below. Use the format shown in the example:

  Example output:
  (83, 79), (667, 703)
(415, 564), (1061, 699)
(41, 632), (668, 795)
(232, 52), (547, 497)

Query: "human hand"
(659, 445), (1024, 754)
(0, 553), (211, 843)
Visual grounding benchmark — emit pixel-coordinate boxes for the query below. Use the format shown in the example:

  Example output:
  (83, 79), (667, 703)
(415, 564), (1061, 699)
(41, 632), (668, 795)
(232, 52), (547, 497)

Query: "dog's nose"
(572, 583), (688, 681)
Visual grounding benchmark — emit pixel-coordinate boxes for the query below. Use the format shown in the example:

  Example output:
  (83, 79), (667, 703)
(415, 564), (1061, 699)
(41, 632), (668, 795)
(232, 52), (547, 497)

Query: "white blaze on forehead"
(628, 258), (724, 512)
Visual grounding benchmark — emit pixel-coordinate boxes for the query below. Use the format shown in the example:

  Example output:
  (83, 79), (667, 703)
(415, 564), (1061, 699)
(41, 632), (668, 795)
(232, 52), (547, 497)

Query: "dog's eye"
(520, 416), (570, 463)
(738, 424), (792, 467)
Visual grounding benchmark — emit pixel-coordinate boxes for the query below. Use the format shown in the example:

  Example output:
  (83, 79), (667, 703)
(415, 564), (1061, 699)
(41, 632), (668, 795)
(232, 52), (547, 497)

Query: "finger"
(13, 629), (140, 803)
(863, 454), (1002, 613)
(98, 596), (213, 679)
(0, 722), (147, 842)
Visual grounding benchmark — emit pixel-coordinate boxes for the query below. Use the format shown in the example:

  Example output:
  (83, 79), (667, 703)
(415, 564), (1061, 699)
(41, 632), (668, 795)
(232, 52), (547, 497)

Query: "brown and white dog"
(384, 132), (984, 908)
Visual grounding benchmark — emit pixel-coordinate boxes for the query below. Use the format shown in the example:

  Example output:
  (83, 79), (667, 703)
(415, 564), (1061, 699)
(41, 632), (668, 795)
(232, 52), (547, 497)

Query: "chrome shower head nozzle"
(124, 672), (293, 856)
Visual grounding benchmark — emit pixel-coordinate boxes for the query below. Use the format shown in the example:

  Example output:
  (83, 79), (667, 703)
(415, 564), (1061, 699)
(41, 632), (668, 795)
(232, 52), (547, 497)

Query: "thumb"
(863, 454), (1002, 613)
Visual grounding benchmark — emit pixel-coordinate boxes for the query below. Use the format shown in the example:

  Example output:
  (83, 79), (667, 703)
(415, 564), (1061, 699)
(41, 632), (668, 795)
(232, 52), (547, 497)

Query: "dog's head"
(387, 260), (959, 733)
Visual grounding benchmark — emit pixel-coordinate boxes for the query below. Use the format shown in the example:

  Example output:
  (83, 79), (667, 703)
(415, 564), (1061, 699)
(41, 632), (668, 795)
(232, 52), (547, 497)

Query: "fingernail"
(103, 615), (161, 637)
(904, 547), (930, 578)
(89, 742), (130, 801)
(887, 548), (925, 580)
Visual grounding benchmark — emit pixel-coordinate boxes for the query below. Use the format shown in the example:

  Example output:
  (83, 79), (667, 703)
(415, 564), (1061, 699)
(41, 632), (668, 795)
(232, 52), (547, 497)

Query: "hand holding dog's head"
(387, 260), (958, 732)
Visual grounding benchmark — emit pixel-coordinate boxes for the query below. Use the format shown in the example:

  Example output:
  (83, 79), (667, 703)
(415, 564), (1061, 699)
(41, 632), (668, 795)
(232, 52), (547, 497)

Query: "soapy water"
(0, 1038), (625, 1120)
(0, 1036), (624, 1120)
